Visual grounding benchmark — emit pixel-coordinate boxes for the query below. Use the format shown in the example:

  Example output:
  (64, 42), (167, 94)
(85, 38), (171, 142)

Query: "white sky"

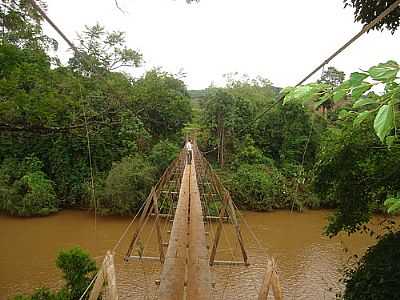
(44, 0), (400, 89)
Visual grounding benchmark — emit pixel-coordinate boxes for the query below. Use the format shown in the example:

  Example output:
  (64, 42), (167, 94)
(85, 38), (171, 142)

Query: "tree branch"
(0, 120), (121, 134)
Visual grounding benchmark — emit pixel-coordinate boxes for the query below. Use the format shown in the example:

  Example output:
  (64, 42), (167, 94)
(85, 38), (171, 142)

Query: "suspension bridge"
(21, 1), (400, 297)
(85, 140), (282, 300)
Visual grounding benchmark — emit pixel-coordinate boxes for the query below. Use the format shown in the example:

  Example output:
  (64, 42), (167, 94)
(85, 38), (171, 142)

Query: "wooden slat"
(258, 259), (273, 300)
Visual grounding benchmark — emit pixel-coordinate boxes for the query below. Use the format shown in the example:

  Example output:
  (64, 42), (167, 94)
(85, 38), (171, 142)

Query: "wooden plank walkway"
(159, 161), (212, 300)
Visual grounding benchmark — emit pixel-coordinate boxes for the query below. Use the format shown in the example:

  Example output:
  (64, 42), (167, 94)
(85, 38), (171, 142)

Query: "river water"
(0, 210), (390, 299)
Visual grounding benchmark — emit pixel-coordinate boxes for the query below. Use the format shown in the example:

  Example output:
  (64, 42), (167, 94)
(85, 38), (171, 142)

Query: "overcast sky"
(44, 0), (400, 89)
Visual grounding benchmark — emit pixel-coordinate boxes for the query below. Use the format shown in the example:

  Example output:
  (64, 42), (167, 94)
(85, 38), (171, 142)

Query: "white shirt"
(186, 142), (193, 151)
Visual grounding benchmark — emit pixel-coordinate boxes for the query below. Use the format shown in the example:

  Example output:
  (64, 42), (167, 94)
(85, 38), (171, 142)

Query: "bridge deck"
(159, 160), (212, 300)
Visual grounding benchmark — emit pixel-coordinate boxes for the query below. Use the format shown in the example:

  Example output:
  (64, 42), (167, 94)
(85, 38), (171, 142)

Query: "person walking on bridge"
(185, 139), (193, 164)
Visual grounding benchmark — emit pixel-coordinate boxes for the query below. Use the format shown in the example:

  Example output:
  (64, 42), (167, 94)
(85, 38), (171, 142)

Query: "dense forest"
(1, 0), (400, 300)
(0, 1), (191, 217)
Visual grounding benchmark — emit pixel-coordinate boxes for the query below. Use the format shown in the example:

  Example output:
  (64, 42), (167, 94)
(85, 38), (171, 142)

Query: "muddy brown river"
(0, 210), (391, 299)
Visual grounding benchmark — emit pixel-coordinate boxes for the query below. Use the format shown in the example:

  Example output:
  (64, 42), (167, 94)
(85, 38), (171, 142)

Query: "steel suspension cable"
(296, 0), (400, 86)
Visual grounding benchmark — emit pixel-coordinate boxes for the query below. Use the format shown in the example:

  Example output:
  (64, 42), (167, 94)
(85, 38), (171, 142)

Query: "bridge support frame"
(124, 151), (186, 263)
(193, 146), (249, 266)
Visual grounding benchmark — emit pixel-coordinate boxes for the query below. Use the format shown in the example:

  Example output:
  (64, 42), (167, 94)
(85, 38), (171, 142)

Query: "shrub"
(14, 247), (96, 300)
(342, 231), (400, 300)
(232, 136), (274, 169)
(0, 157), (57, 216)
(56, 247), (97, 300)
(13, 287), (69, 300)
(313, 122), (400, 236)
(229, 164), (290, 211)
(100, 155), (155, 215)
(149, 140), (179, 175)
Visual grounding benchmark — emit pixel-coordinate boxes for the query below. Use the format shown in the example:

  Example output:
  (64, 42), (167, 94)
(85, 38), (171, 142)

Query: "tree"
(100, 155), (156, 215)
(69, 23), (142, 76)
(149, 140), (180, 175)
(283, 60), (400, 216)
(319, 66), (345, 87)
(0, 0), (57, 49)
(0, 156), (57, 216)
(317, 66), (346, 113)
(201, 76), (277, 167)
(202, 89), (236, 167)
(132, 69), (192, 138)
(344, 0), (400, 33)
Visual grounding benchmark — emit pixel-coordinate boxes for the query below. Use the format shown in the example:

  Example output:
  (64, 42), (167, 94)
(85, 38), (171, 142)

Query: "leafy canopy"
(344, 0), (400, 33)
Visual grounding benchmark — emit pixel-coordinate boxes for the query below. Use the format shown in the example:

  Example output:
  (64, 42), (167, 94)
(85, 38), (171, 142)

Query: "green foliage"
(319, 67), (345, 87)
(132, 69), (192, 138)
(344, 0), (400, 33)
(119, 112), (151, 155)
(0, 0), (57, 49)
(284, 60), (400, 218)
(228, 164), (291, 211)
(384, 194), (400, 214)
(56, 247), (97, 300)
(287, 61), (399, 146)
(70, 23), (142, 75)
(232, 135), (273, 168)
(13, 287), (69, 300)
(99, 155), (156, 215)
(200, 76), (321, 211)
(0, 11), (191, 215)
(13, 247), (96, 300)
(0, 156), (57, 216)
(202, 76), (276, 144)
(149, 140), (180, 175)
(255, 102), (321, 166)
(313, 121), (400, 236)
(341, 230), (400, 300)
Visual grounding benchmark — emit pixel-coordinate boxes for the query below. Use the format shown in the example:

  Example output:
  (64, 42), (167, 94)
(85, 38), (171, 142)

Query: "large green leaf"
(353, 111), (371, 127)
(332, 87), (348, 102)
(384, 196), (400, 214)
(373, 104), (394, 142)
(279, 86), (294, 97)
(353, 97), (377, 109)
(368, 60), (399, 82)
(349, 72), (369, 86)
(351, 82), (373, 100)
(283, 85), (313, 104)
